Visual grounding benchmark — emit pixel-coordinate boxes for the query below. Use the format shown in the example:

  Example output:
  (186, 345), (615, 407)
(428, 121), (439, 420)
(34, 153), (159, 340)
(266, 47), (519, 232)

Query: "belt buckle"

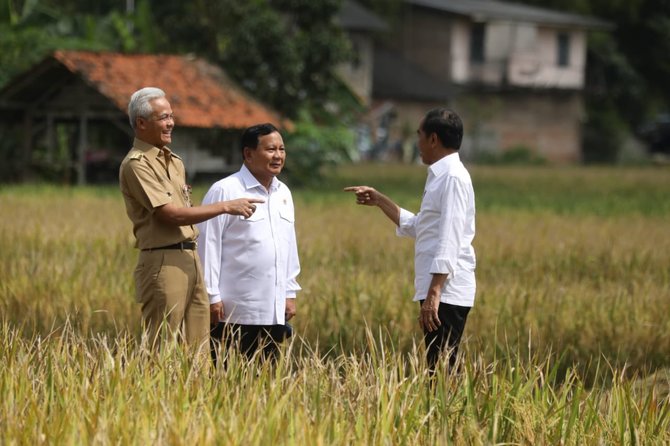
(181, 240), (196, 250)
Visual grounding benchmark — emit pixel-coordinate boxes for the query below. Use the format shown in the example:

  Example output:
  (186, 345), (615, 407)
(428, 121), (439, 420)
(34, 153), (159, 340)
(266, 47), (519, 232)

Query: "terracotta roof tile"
(53, 50), (287, 129)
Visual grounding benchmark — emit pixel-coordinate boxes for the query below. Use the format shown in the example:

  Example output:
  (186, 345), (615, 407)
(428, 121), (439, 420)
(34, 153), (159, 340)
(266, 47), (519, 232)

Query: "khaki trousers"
(134, 248), (209, 351)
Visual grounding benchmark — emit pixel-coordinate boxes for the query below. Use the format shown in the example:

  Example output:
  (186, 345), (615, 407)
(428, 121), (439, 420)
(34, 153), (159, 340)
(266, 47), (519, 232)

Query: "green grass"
(307, 163), (670, 216)
(1, 164), (669, 444)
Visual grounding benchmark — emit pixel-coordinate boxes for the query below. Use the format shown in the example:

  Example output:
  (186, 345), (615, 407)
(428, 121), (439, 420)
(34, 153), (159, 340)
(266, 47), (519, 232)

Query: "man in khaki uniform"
(119, 87), (263, 350)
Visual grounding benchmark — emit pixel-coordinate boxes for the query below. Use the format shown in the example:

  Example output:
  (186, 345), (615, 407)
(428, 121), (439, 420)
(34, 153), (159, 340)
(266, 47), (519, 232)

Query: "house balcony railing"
(466, 55), (584, 89)
(467, 60), (506, 86)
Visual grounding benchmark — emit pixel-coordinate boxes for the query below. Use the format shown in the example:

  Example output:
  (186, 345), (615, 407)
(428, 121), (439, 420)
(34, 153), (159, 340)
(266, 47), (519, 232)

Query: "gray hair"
(128, 87), (166, 130)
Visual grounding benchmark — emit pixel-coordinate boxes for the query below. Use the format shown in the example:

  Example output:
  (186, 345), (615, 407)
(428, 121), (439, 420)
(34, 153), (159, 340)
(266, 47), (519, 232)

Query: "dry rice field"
(1, 164), (669, 444)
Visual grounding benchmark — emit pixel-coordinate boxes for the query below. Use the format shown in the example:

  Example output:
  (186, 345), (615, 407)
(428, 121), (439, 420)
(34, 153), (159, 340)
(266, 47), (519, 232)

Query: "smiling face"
(244, 131), (285, 188)
(135, 97), (174, 148)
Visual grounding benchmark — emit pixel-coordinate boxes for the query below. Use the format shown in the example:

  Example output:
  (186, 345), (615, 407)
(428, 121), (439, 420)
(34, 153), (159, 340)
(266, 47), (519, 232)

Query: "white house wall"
(508, 27), (586, 88)
(450, 19), (470, 83)
(450, 19), (587, 89)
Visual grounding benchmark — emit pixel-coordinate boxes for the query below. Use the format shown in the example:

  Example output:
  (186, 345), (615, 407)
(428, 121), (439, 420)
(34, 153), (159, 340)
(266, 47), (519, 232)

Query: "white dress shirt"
(396, 152), (476, 307)
(197, 165), (301, 325)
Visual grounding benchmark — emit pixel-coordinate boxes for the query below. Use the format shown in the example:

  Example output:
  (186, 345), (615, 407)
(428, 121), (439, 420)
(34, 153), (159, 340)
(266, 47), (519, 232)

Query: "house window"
(557, 32), (570, 67)
(470, 23), (486, 63)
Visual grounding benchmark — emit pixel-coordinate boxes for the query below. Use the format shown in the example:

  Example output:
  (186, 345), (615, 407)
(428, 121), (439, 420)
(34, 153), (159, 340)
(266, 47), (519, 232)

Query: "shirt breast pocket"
(162, 180), (175, 201)
(238, 209), (267, 242)
(278, 207), (295, 243)
(279, 207), (295, 224)
(244, 210), (265, 222)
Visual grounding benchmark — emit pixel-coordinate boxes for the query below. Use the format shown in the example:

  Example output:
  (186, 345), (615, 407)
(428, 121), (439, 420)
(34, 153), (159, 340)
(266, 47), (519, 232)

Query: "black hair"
(240, 123), (279, 153)
(421, 108), (463, 150)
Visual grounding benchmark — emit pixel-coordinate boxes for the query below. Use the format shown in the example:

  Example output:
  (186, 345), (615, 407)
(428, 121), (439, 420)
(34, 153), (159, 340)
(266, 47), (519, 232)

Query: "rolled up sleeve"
(396, 208), (418, 238)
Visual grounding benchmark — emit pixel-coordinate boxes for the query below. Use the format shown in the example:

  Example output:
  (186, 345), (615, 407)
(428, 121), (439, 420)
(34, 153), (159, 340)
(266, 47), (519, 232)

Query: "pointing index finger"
(344, 186), (367, 193)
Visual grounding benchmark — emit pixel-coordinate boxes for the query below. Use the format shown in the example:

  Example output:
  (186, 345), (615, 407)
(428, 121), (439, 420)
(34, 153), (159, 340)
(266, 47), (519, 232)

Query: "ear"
(429, 132), (439, 147)
(136, 117), (147, 131)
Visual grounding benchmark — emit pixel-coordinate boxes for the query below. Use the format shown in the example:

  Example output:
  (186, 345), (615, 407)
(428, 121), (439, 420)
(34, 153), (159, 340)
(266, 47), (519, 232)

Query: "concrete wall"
(453, 91), (584, 163)
(337, 32), (375, 105)
(376, 91), (584, 164)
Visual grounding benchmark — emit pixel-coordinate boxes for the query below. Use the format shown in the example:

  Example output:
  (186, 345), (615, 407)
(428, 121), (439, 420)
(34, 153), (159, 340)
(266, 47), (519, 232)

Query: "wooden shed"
(0, 50), (287, 184)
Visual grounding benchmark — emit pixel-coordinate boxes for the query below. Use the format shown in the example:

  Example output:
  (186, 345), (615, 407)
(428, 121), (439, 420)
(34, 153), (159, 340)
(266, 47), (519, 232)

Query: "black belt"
(145, 241), (197, 251)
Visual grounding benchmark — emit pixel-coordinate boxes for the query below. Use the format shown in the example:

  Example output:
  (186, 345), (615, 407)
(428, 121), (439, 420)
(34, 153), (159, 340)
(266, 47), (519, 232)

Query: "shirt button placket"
(268, 193), (281, 321)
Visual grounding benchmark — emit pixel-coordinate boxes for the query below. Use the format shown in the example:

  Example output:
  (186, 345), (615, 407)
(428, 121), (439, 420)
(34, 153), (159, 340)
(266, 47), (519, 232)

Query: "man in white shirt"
(197, 123), (301, 362)
(345, 108), (476, 373)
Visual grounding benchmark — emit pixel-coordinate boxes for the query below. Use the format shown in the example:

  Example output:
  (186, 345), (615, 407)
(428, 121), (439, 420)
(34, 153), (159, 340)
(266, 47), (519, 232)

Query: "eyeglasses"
(151, 113), (175, 122)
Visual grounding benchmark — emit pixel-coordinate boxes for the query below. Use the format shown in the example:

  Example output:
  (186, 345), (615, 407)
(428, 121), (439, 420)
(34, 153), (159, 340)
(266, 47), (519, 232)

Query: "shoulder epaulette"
(128, 151), (144, 161)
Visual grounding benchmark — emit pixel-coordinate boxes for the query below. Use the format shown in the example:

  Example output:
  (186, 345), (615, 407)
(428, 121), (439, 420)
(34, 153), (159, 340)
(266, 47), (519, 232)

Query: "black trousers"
(419, 301), (470, 373)
(210, 322), (291, 365)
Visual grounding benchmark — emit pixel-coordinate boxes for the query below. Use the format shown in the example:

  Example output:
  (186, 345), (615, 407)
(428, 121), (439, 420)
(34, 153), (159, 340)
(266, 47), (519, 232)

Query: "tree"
(0, 0), (167, 86)
(1, 1), (95, 86)
(156, 0), (352, 120)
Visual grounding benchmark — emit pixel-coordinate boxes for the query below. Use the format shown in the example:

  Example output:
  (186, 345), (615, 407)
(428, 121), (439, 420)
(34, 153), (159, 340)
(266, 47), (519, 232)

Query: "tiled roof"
(53, 50), (286, 129)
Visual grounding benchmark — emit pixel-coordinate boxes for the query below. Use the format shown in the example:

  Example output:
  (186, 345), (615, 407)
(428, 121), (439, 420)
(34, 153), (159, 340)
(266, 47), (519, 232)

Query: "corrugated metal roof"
(409, 0), (611, 29)
(337, 0), (388, 32)
(50, 50), (286, 129)
(373, 47), (453, 101)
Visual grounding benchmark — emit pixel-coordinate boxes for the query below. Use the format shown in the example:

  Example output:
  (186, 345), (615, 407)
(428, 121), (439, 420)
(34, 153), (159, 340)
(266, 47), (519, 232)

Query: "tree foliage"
(0, 0), (170, 86)
(167, 0), (351, 119)
(1, 0), (353, 120)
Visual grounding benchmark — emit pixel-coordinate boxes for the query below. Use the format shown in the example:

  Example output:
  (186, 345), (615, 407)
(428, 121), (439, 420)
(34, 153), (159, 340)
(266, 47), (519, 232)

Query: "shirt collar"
(428, 151), (460, 177)
(240, 164), (280, 192)
(132, 137), (181, 160)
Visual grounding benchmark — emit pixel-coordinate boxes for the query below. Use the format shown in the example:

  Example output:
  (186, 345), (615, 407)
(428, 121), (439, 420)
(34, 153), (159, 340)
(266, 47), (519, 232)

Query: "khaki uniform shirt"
(119, 138), (197, 250)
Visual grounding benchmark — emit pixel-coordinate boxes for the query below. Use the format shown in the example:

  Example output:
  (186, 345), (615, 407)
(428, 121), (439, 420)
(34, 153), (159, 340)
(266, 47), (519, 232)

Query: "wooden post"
(77, 111), (88, 185)
(46, 113), (55, 163)
(22, 110), (33, 181)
